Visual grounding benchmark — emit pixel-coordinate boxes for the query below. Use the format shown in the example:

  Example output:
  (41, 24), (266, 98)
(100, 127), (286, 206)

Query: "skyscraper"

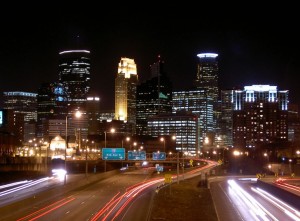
(36, 82), (67, 139)
(136, 56), (172, 135)
(172, 89), (213, 149)
(194, 53), (219, 102)
(232, 85), (288, 149)
(193, 53), (219, 140)
(86, 95), (101, 135)
(58, 50), (91, 113)
(115, 57), (138, 131)
(3, 91), (37, 143)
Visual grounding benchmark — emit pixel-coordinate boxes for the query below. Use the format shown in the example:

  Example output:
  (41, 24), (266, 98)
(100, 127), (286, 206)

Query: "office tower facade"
(36, 82), (67, 140)
(288, 103), (300, 144)
(115, 57), (138, 132)
(147, 111), (198, 155)
(3, 91), (37, 143)
(136, 56), (172, 135)
(172, 89), (213, 149)
(3, 91), (37, 122)
(219, 89), (236, 147)
(232, 85), (288, 149)
(58, 50), (91, 113)
(86, 95), (100, 135)
(193, 53), (219, 135)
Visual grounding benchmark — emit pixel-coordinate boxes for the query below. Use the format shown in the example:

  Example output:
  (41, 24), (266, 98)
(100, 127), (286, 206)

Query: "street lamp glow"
(64, 110), (82, 185)
(160, 137), (165, 153)
(104, 128), (115, 148)
(104, 128), (115, 173)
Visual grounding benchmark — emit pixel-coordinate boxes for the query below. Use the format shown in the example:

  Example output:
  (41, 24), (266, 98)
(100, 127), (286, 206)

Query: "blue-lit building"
(36, 82), (67, 139)
(232, 85), (288, 149)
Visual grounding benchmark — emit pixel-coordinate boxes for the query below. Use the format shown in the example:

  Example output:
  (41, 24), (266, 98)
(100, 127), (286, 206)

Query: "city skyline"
(1, 6), (299, 109)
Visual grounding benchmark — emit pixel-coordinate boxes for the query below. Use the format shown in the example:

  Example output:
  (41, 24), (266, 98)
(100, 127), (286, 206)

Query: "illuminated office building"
(172, 89), (213, 149)
(58, 50), (91, 113)
(115, 57), (138, 133)
(3, 91), (37, 143)
(136, 56), (172, 135)
(194, 53), (219, 133)
(219, 89), (236, 147)
(36, 82), (67, 139)
(86, 95), (101, 135)
(147, 111), (198, 155)
(232, 85), (288, 149)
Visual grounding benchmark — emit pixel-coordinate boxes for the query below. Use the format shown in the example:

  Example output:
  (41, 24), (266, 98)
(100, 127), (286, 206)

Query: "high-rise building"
(136, 56), (172, 135)
(58, 50), (91, 113)
(147, 111), (198, 155)
(86, 95), (100, 135)
(194, 53), (219, 101)
(115, 57), (138, 132)
(288, 103), (300, 144)
(36, 82), (67, 140)
(3, 91), (37, 143)
(219, 89), (236, 147)
(172, 89), (213, 149)
(232, 85), (288, 149)
(194, 53), (219, 134)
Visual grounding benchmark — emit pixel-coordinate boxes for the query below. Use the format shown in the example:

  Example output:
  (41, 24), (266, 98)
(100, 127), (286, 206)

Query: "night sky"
(1, 6), (299, 110)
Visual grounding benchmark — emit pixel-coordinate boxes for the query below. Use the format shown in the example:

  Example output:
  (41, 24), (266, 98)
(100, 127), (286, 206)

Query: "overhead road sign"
(128, 151), (146, 160)
(152, 152), (166, 160)
(102, 148), (125, 160)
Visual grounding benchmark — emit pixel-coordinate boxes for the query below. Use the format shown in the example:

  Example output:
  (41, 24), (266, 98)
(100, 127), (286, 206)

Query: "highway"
(0, 159), (215, 221)
(1, 159), (299, 221)
(210, 176), (300, 221)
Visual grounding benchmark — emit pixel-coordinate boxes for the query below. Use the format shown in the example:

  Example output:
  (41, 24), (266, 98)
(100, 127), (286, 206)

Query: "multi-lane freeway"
(1, 159), (300, 221)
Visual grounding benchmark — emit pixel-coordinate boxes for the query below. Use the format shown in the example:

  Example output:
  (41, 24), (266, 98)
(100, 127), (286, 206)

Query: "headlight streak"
(0, 180), (30, 189)
(228, 185), (259, 220)
(0, 177), (52, 196)
(10, 159), (216, 221)
(227, 179), (277, 221)
(252, 187), (300, 221)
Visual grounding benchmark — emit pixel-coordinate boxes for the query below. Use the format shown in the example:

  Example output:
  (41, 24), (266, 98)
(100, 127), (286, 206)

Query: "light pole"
(104, 128), (115, 172)
(83, 139), (89, 178)
(122, 137), (130, 149)
(64, 110), (82, 185)
(172, 135), (180, 184)
(160, 137), (165, 153)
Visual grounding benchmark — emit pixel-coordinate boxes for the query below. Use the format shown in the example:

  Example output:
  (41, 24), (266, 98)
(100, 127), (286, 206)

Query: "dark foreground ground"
(150, 176), (218, 221)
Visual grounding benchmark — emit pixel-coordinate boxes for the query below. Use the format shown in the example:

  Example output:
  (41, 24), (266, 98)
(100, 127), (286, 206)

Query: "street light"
(104, 128), (115, 172)
(160, 137), (165, 153)
(83, 139), (89, 178)
(64, 110), (82, 185)
(122, 136), (130, 149)
(104, 128), (115, 148)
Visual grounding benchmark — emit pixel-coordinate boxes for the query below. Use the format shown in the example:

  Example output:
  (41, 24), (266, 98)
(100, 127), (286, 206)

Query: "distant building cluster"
(1, 50), (299, 160)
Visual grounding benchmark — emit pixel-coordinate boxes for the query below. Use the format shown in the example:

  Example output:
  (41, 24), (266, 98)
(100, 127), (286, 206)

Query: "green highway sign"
(128, 151), (146, 160)
(102, 148), (125, 160)
(152, 152), (166, 160)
